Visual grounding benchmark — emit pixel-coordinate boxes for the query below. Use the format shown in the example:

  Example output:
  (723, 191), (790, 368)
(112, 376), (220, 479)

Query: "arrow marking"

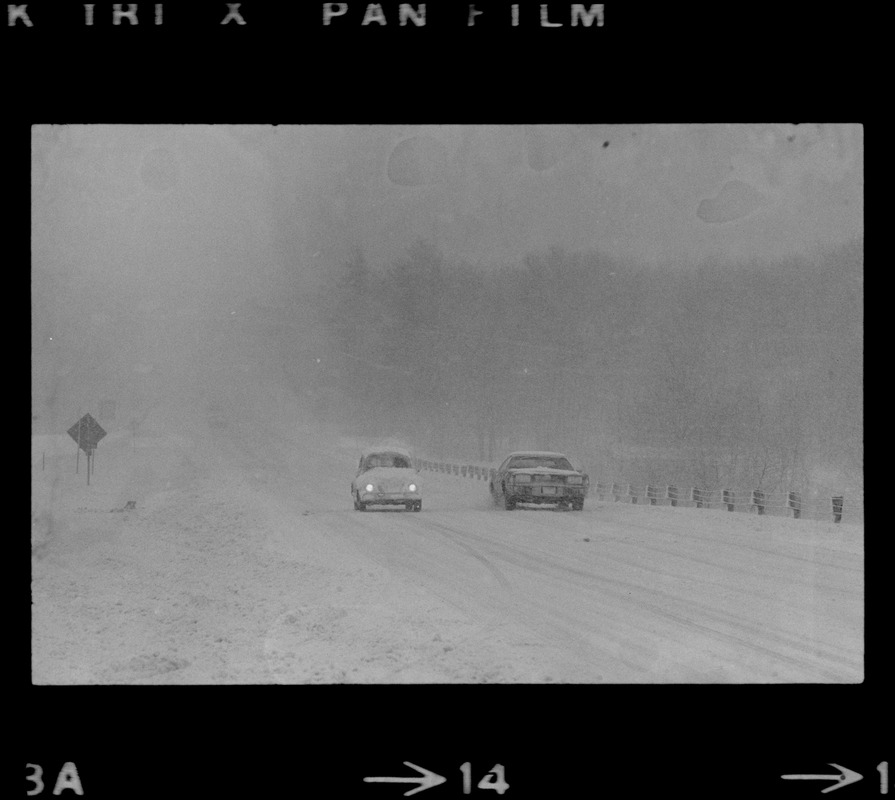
(364, 761), (447, 796)
(781, 764), (863, 793)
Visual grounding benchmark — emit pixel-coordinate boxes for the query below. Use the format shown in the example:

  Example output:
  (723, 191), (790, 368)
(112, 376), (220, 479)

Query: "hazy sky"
(32, 124), (863, 295)
(291, 122), (863, 270)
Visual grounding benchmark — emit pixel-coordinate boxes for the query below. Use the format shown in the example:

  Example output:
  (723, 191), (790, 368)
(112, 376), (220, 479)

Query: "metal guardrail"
(414, 457), (859, 523)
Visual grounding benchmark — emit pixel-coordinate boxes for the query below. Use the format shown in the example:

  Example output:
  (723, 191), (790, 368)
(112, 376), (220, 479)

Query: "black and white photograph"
(30, 122), (864, 686)
(14, 5), (876, 798)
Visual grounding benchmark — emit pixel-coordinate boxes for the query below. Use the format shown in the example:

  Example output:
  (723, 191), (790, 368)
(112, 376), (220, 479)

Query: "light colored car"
(489, 451), (588, 510)
(351, 448), (422, 511)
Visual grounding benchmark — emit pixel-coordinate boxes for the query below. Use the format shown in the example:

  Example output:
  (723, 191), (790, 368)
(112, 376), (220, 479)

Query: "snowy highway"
(31, 343), (863, 684)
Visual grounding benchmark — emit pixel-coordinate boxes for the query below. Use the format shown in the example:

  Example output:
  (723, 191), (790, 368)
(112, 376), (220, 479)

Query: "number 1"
(460, 762), (472, 795)
(879, 762), (889, 795)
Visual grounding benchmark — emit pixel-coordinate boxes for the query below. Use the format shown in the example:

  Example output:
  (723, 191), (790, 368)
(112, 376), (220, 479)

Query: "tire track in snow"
(408, 516), (513, 590)
(324, 510), (618, 677)
(416, 518), (861, 680)
(514, 504), (862, 585)
(296, 501), (861, 681)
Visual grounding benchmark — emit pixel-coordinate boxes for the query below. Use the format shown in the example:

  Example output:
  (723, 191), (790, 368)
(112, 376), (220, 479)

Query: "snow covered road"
(261, 476), (863, 684)
(31, 403), (862, 684)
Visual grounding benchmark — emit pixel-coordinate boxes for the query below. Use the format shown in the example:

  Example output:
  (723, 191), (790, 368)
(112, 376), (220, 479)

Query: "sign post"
(67, 414), (106, 486)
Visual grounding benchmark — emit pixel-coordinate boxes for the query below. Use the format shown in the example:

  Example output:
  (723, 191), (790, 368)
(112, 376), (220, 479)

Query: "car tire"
(572, 499), (584, 511)
(355, 493), (366, 511)
(504, 493), (516, 511)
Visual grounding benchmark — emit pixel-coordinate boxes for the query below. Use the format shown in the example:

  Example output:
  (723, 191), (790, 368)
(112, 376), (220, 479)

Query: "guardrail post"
(752, 489), (765, 516)
(723, 488), (734, 512)
(629, 485), (637, 504)
(647, 485), (657, 505)
(692, 487), (703, 508)
(832, 495), (843, 523)
(788, 491), (801, 519)
(667, 485), (677, 507)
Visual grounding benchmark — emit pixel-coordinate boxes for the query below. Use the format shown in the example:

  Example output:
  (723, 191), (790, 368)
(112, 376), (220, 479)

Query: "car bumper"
(359, 492), (421, 504)
(509, 486), (586, 502)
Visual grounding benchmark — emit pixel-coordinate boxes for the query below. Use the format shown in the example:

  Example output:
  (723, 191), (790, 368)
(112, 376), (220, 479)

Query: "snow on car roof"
(506, 451), (570, 458)
(360, 446), (414, 459)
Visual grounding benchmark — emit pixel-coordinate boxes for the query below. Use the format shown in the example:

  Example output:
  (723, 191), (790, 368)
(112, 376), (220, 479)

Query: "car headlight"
(566, 476), (583, 485)
(512, 474), (531, 483)
(365, 484), (374, 492)
(408, 483), (417, 492)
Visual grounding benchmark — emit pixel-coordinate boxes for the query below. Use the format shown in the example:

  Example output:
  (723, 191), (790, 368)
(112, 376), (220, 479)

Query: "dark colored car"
(490, 451), (588, 510)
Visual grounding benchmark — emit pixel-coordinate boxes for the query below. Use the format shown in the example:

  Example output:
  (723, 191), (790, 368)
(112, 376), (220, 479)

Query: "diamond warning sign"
(67, 413), (106, 453)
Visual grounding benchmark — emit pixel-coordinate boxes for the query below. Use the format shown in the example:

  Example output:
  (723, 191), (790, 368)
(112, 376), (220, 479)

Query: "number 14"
(460, 763), (509, 795)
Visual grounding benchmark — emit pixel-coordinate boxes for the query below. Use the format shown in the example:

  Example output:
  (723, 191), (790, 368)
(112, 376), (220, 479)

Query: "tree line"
(304, 237), (862, 495)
